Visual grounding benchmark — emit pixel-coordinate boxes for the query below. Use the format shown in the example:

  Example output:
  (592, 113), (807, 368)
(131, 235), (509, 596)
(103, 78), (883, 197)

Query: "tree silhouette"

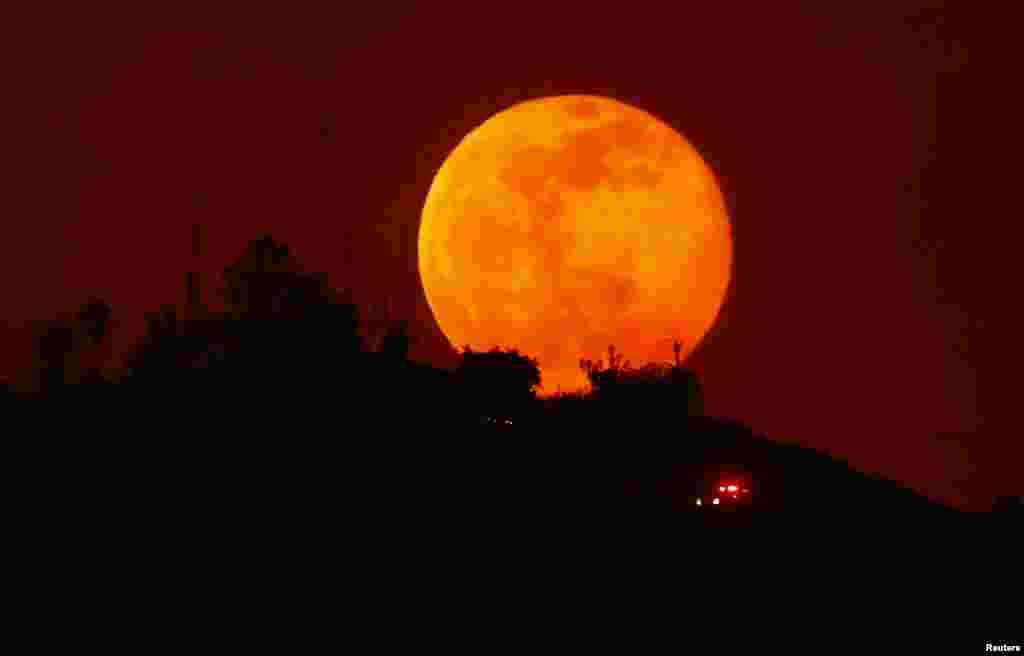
(76, 297), (112, 345)
(32, 298), (115, 393)
(125, 305), (186, 382)
(75, 297), (113, 385)
(456, 345), (541, 421)
(217, 235), (362, 375)
(221, 235), (303, 320)
(122, 234), (363, 407)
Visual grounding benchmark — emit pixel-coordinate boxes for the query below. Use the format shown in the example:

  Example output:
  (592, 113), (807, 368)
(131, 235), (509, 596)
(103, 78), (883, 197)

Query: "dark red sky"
(4, 3), (1013, 508)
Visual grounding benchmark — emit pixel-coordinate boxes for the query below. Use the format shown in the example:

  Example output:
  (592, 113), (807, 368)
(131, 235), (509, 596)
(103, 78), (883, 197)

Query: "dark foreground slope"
(8, 386), (961, 532)
(8, 385), (1021, 649)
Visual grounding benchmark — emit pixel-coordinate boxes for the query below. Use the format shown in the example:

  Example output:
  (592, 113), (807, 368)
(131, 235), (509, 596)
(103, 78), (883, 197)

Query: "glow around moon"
(419, 95), (732, 394)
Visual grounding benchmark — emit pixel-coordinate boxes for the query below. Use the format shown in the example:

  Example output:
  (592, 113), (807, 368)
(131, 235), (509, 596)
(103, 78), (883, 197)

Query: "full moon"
(418, 95), (732, 394)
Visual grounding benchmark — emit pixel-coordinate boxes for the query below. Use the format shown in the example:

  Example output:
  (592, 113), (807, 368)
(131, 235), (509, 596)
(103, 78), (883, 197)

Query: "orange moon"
(418, 95), (732, 394)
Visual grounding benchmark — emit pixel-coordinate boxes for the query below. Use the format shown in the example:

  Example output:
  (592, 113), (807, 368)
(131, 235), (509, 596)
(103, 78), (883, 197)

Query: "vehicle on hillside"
(695, 478), (752, 509)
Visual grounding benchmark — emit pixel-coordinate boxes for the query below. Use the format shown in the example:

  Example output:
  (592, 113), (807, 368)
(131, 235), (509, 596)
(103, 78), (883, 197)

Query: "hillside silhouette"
(5, 232), (1006, 533)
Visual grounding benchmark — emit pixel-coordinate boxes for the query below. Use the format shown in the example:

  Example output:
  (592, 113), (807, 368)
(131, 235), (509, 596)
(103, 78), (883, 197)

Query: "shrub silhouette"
(579, 340), (703, 417)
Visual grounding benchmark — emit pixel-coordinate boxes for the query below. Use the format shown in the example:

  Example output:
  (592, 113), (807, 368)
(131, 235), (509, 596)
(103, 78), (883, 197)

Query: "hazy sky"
(4, 3), (1013, 508)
